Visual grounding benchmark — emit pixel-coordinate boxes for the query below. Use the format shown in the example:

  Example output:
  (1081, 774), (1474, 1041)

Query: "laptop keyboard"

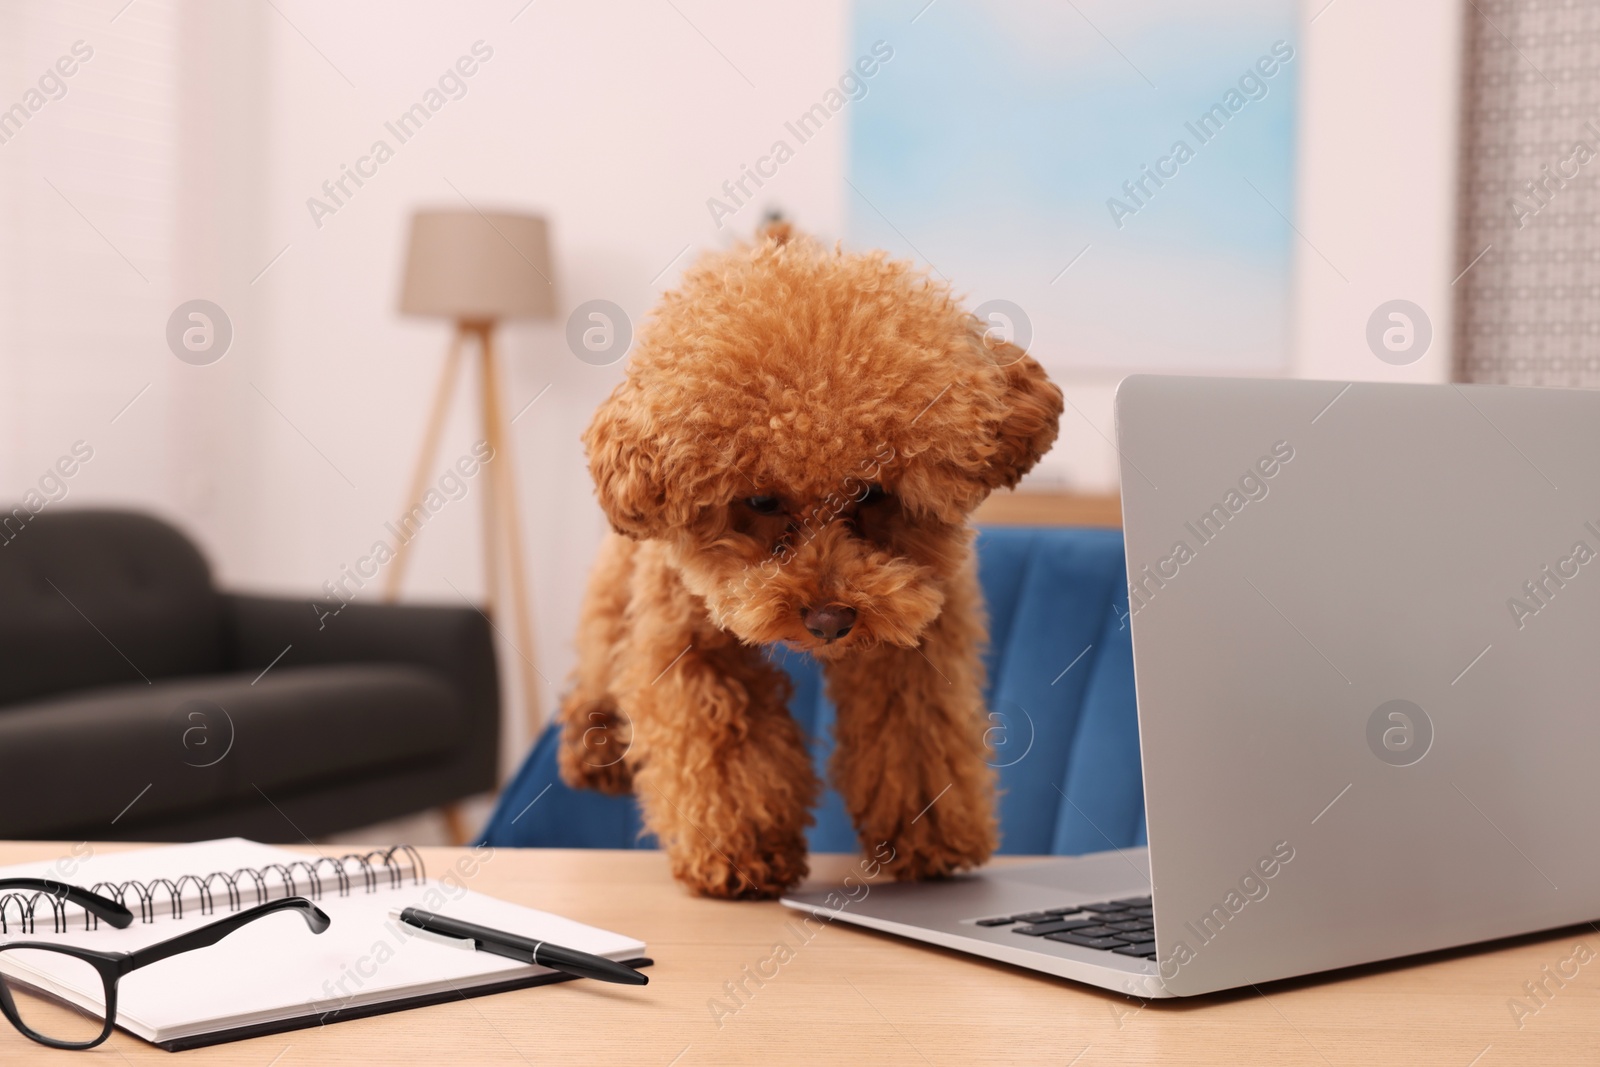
(973, 896), (1156, 959)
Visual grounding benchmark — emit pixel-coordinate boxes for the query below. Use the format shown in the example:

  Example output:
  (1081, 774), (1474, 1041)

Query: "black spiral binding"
(0, 845), (426, 935)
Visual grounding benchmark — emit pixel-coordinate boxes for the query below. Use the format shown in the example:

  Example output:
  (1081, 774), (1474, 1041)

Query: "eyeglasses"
(0, 877), (329, 1050)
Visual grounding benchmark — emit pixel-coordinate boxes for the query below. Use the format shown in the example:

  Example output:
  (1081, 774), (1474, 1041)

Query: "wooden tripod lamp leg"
(476, 325), (546, 752)
(390, 321), (546, 843)
(385, 329), (465, 601)
(389, 325), (479, 844)
(475, 327), (502, 621)
(440, 805), (473, 846)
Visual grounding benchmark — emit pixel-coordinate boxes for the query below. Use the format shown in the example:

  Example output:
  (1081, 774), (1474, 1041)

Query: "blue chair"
(481, 527), (1145, 856)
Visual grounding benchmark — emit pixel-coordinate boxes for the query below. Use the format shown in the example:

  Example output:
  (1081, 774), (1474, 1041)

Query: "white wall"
(0, 2), (183, 525)
(1289, 0), (1462, 386)
(1, 0), (1466, 774)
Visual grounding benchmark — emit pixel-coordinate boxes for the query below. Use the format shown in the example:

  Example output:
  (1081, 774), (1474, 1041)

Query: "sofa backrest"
(0, 510), (225, 706)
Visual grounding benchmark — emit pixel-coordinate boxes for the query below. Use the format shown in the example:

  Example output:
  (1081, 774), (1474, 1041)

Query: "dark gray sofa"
(0, 510), (499, 841)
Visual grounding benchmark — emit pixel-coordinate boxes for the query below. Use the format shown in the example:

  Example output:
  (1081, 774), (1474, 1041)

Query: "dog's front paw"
(879, 833), (993, 882)
(557, 696), (635, 795)
(672, 828), (810, 900)
(868, 794), (997, 882)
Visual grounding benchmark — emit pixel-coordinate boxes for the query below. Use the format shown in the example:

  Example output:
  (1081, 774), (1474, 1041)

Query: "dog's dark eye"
(861, 485), (886, 504)
(745, 496), (782, 515)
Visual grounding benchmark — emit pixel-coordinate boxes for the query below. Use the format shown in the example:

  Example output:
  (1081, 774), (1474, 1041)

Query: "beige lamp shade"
(399, 209), (557, 322)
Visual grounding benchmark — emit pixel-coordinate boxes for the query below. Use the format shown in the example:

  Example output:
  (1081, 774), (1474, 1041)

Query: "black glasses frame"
(0, 879), (328, 1050)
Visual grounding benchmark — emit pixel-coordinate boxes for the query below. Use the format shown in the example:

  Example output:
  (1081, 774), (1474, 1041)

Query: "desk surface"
(0, 842), (1593, 1065)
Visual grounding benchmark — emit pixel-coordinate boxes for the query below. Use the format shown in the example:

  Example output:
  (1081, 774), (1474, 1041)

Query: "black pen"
(392, 907), (648, 986)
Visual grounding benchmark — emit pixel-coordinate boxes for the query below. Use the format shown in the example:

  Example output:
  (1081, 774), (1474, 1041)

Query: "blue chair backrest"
(481, 526), (1146, 855)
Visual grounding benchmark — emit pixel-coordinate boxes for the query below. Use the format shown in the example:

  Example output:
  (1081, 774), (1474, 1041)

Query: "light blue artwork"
(848, 0), (1300, 371)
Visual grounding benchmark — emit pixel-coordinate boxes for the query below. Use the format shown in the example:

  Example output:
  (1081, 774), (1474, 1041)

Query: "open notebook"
(0, 839), (648, 1051)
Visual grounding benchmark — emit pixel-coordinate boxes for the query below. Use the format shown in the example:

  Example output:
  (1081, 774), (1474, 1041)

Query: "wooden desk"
(975, 491), (1122, 527)
(1, 843), (1593, 1065)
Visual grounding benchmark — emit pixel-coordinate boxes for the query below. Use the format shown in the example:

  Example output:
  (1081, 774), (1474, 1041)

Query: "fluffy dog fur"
(558, 222), (1063, 899)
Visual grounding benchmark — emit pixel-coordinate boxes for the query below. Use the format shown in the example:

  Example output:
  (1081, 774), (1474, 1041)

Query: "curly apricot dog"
(559, 222), (1063, 898)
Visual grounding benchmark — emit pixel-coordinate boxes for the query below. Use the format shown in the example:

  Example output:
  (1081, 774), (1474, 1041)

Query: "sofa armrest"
(221, 594), (500, 784)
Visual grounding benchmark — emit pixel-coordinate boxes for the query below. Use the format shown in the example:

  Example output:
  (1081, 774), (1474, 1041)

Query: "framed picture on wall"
(847, 0), (1300, 376)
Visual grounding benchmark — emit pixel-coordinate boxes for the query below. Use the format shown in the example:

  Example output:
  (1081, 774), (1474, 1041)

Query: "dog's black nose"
(803, 605), (857, 642)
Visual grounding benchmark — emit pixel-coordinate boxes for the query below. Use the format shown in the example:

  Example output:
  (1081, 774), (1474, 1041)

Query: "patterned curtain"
(1455, 1), (1600, 385)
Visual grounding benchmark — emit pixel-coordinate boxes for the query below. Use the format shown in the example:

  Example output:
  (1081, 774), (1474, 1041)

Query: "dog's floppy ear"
(584, 382), (670, 540)
(980, 342), (1064, 490)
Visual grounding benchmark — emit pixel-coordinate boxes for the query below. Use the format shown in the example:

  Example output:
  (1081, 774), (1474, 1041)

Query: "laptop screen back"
(1116, 375), (1600, 995)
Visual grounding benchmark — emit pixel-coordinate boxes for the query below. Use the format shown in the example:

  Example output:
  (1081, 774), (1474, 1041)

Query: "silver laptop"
(783, 374), (1600, 998)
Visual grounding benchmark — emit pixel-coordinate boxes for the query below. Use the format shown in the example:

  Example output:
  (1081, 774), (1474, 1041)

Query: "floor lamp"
(390, 209), (556, 844)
